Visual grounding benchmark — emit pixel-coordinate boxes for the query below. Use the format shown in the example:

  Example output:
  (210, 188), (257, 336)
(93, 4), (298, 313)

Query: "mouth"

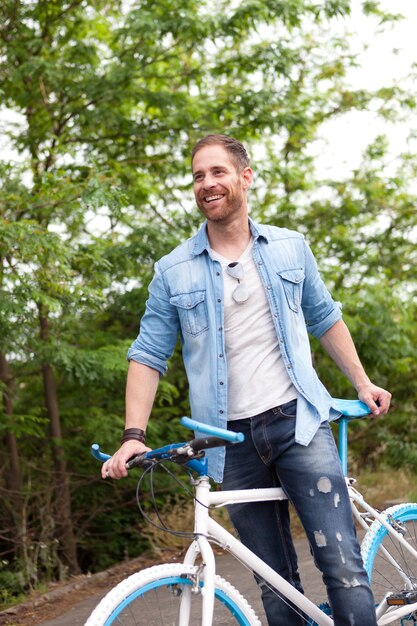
(203, 194), (225, 204)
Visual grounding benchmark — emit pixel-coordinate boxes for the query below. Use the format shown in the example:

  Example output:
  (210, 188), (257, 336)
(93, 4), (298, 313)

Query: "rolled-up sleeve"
(301, 240), (342, 339)
(127, 263), (180, 376)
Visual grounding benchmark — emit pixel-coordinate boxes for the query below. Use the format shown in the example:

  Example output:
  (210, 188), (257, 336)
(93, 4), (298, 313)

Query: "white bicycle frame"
(91, 406), (417, 625)
(179, 475), (417, 626)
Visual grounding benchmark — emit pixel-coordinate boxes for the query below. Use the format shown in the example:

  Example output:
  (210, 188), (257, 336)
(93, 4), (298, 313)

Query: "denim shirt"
(127, 219), (342, 482)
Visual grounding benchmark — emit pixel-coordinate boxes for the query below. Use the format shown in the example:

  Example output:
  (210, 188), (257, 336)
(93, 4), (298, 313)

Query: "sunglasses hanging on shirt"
(227, 261), (249, 304)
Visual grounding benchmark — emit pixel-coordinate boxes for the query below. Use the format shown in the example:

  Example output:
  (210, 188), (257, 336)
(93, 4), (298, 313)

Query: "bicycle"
(85, 399), (417, 625)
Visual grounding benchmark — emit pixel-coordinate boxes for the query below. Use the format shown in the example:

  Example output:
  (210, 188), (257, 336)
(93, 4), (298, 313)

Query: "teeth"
(205, 195), (223, 202)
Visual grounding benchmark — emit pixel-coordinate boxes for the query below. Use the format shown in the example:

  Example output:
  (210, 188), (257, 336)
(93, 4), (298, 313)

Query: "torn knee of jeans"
(342, 577), (361, 588)
(313, 530), (327, 547)
(317, 476), (332, 493)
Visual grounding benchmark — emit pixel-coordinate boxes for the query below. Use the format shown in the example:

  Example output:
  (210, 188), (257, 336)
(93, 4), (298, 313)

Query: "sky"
(315, 0), (417, 177)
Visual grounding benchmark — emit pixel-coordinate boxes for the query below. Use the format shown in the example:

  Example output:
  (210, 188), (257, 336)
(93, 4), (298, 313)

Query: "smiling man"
(104, 134), (391, 626)
(192, 141), (250, 224)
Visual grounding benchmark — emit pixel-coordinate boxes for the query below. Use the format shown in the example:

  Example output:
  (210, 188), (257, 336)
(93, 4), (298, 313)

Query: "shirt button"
(217, 298), (221, 303)
(258, 261), (262, 266)
(220, 381), (224, 385)
(267, 285), (271, 290)
(219, 410), (224, 414)
(216, 271), (220, 276)
(218, 326), (222, 331)
(287, 365), (292, 370)
(219, 353), (223, 358)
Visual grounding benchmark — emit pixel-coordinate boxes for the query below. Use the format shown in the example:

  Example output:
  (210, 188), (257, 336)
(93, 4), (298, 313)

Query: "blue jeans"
(223, 400), (377, 626)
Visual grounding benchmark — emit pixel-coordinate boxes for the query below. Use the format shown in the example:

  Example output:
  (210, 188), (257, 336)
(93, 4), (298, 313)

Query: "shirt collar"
(192, 217), (269, 257)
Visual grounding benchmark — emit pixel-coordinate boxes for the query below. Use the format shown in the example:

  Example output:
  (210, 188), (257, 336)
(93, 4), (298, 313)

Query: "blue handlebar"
(332, 399), (371, 417)
(332, 400), (371, 477)
(92, 401), (370, 477)
(91, 443), (111, 462)
(91, 441), (192, 465)
(180, 416), (244, 443)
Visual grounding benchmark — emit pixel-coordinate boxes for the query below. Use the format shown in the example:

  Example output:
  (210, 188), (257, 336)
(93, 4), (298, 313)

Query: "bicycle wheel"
(84, 562), (261, 626)
(361, 503), (417, 624)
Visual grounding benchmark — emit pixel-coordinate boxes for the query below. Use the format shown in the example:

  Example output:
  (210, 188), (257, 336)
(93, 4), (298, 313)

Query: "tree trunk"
(0, 352), (21, 494)
(0, 351), (25, 567)
(39, 309), (81, 575)
(0, 247), (24, 562)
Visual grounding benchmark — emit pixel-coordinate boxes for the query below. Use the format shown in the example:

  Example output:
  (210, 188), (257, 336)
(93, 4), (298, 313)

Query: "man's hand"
(102, 440), (151, 480)
(319, 321), (392, 417)
(357, 382), (392, 417)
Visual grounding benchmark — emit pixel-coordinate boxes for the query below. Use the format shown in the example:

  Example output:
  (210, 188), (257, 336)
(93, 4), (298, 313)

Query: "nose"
(202, 174), (217, 189)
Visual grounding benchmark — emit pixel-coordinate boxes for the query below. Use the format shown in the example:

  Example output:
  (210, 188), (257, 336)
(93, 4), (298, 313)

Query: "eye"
(193, 173), (203, 182)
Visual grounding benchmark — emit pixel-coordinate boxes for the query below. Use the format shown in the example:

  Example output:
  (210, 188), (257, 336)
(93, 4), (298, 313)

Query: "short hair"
(191, 134), (250, 171)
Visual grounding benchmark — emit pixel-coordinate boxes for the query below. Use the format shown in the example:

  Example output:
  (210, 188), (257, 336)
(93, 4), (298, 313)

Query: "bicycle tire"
(361, 503), (417, 624)
(84, 562), (262, 626)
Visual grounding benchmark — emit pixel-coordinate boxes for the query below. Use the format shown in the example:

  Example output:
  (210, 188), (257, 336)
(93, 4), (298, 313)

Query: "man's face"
(192, 144), (252, 223)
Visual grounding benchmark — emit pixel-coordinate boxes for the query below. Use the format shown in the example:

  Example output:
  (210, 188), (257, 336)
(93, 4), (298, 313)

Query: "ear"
(240, 166), (253, 190)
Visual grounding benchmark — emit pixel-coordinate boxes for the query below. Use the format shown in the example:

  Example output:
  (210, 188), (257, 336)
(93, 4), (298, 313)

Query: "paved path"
(37, 535), (327, 625)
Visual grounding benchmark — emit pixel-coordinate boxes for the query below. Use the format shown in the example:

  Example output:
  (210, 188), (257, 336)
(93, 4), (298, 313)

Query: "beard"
(196, 186), (245, 223)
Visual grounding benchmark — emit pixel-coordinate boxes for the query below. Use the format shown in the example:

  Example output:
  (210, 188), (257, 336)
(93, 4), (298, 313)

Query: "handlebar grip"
(91, 443), (111, 462)
(180, 417), (244, 443)
(190, 436), (237, 452)
(125, 452), (150, 469)
(91, 445), (152, 470)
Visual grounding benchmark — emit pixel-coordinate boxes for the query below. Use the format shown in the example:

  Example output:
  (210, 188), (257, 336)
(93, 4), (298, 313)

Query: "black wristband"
(120, 428), (146, 445)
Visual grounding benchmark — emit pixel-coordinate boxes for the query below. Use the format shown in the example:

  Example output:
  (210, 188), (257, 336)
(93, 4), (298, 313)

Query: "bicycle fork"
(178, 537), (217, 626)
(180, 477), (217, 626)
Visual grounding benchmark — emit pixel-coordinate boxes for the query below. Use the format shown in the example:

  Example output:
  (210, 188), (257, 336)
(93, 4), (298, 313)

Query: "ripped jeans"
(223, 400), (377, 626)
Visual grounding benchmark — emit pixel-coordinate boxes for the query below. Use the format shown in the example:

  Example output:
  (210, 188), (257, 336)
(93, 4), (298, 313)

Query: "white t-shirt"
(211, 239), (297, 420)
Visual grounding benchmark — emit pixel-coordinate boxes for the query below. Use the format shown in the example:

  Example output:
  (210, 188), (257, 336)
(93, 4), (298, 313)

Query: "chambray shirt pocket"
(277, 268), (305, 313)
(169, 290), (209, 336)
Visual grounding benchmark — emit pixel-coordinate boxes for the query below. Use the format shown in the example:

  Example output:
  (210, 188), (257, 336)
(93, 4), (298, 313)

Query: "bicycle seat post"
(338, 417), (349, 477)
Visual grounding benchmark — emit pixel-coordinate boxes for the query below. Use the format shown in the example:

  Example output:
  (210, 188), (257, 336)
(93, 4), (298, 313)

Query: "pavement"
(33, 535), (326, 625)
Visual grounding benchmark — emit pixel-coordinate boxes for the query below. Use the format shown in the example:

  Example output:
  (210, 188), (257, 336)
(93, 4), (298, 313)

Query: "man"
(103, 134), (391, 625)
